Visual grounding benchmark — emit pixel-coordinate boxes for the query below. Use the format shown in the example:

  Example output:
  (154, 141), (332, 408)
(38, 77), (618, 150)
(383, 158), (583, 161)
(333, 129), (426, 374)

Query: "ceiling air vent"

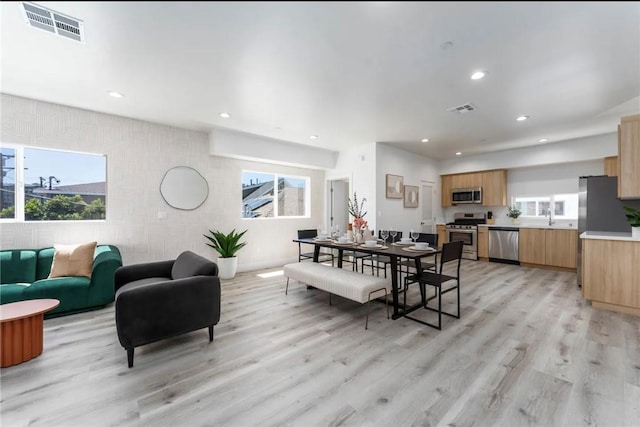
(447, 103), (476, 114)
(19, 2), (85, 43)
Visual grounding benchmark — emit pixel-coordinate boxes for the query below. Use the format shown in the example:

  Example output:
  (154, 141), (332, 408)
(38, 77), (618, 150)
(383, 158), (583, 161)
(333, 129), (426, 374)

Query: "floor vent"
(447, 103), (477, 114)
(19, 2), (85, 43)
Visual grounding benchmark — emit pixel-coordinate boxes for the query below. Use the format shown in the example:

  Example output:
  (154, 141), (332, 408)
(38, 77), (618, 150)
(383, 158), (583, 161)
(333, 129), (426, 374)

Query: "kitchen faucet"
(546, 207), (555, 226)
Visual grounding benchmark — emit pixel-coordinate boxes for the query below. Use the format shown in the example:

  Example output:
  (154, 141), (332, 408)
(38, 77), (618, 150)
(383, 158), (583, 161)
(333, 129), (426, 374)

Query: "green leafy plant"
(347, 192), (367, 218)
(507, 205), (522, 219)
(624, 206), (640, 227)
(204, 228), (247, 258)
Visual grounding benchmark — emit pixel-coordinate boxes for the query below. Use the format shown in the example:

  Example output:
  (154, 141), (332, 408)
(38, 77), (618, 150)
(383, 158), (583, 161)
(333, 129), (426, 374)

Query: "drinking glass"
(380, 229), (389, 245)
(389, 228), (397, 244)
(411, 229), (420, 243)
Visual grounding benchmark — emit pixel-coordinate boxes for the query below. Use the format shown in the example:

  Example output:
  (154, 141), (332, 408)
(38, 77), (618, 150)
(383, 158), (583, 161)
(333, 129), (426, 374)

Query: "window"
(241, 171), (309, 218)
(0, 144), (107, 221)
(514, 193), (578, 219)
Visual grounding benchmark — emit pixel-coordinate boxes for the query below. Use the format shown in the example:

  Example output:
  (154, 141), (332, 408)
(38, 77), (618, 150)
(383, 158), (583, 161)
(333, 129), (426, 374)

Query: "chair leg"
(329, 293), (332, 306)
(366, 298), (370, 330)
(437, 287), (442, 330)
(385, 292), (389, 319)
(285, 278), (290, 295)
(457, 278), (461, 318)
(127, 348), (134, 368)
(209, 325), (214, 342)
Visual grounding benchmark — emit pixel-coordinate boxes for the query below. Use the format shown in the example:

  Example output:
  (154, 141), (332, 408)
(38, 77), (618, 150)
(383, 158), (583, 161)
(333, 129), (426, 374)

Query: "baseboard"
(591, 301), (640, 317)
(520, 263), (576, 273)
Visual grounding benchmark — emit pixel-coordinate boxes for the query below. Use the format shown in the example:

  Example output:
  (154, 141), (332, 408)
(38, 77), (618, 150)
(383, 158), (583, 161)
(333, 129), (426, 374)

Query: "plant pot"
(217, 256), (238, 279)
(511, 218), (520, 225)
(633, 227), (640, 240)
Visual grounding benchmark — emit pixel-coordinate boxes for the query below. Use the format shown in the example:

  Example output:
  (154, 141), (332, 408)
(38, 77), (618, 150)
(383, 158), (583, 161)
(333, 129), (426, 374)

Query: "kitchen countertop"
(478, 224), (578, 231)
(580, 231), (639, 241)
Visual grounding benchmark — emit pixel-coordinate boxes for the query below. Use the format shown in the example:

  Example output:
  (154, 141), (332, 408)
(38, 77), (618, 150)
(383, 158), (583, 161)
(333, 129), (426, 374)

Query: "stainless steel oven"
(445, 213), (486, 261)
(446, 226), (477, 260)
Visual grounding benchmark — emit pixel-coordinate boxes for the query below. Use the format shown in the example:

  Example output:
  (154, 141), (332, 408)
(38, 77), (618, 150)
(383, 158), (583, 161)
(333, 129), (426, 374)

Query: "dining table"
(292, 237), (441, 320)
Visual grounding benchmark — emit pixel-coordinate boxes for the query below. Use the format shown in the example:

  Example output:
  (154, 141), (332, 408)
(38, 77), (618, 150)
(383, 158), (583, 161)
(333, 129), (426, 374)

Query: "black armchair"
(114, 251), (221, 368)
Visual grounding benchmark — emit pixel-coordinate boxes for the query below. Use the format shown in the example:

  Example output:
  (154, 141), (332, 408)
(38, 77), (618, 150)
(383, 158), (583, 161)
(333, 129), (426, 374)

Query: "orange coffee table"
(1, 299), (59, 367)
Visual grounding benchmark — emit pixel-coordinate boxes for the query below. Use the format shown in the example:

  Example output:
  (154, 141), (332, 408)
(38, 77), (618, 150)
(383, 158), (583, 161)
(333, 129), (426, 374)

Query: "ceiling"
(1, 1), (639, 160)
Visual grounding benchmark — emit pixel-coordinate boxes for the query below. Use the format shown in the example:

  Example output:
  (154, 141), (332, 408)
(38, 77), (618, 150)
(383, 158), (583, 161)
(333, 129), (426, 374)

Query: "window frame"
(0, 143), (108, 223)
(241, 170), (310, 219)
(514, 193), (578, 220)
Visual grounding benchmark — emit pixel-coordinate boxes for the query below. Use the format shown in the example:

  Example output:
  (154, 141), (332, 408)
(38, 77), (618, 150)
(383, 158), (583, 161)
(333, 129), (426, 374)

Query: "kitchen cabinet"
(441, 175), (452, 207)
(619, 114), (640, 198)
(481, 170), (507, 206)
(519, 228), (578, 269)
(441, 169), (507, 206)
(519, 228), (546, 265)
(478, 227), (488, 259)
(582, 238), (640, 316)
(604, 156), (619, 177)
(451, 172), (481, 189)
(436, 224), (448, 246)
(545, 229), (578, 268)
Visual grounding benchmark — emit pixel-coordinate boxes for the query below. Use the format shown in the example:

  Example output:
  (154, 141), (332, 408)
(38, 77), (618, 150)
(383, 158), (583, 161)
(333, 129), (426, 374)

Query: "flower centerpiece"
(348, 192), (368, 240)
(507, 205), (522, 225)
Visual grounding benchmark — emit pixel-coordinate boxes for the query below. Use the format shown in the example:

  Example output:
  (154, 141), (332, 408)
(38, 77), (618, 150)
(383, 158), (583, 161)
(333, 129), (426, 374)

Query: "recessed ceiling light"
(538, 138), (549, 142)
(470, 71), (486, 80)
(309, 135), (318, 140)
(516, 115), (529, 121)
(455, 152), (462, 156)
(219, 112), (230, 118)
(421, 138), (429, 143)
(107, 91), (124, 98)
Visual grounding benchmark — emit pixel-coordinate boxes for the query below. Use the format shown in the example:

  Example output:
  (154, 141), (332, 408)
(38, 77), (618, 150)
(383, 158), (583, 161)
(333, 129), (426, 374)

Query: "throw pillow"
(48, 241), (97, 279)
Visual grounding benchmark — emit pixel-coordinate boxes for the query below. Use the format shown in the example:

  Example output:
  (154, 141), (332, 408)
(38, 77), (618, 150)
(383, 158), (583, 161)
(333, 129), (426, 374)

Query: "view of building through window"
(515, 193), (578, 219)
(0, 145), (107, 221)
(242, 171), (308, 218)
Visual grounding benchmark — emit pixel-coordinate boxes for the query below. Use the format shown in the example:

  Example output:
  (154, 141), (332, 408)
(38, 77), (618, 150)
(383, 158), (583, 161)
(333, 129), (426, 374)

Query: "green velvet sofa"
(0, 245), (122, 317)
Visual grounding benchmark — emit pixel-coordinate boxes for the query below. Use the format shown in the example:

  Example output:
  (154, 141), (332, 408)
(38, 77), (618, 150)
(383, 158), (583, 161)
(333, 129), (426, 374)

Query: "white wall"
(439, 133), (617, 175)
(210, 128), (338, 170)
(375, 143), (441, 235)
(0, 94), (324, 271)
(326, 143), (377, 230)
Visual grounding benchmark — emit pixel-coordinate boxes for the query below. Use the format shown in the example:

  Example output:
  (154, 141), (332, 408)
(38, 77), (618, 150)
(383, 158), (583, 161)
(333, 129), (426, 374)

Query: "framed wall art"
(386, 174), (403, 199)
(403, 185), (419, 208)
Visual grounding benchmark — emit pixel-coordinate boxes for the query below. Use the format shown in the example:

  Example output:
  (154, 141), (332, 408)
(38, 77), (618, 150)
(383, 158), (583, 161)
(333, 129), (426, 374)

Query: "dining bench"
(283, 262), (390, 329)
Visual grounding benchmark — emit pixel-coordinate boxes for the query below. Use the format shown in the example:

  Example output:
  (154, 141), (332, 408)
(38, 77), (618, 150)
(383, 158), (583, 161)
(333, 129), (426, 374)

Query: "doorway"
(420, 181), (435, 233)
(328, 178), (349, 235)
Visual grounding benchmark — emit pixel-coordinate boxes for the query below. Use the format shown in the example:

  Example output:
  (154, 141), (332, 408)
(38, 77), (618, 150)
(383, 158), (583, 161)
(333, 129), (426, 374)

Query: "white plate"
(402, 246), (435, 252)
(313, 238), (332, 242)
(393, 241), (414, 246)
(333, 241), (355, 245)
(360, 244), (388, 249)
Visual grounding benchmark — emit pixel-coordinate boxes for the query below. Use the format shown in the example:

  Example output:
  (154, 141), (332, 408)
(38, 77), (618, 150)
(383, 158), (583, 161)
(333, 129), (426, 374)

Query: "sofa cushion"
(49, 242), (97, 279)
(25, 277), (91, 312)
(0, 250), (37, 284)
(36, 248), (55, 281)
(0, 283), (32, 304)
(171, 251), (217, 280)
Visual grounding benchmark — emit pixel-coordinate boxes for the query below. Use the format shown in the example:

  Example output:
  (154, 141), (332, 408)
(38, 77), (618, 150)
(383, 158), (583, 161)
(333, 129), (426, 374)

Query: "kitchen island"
(580, 231), (640, 316)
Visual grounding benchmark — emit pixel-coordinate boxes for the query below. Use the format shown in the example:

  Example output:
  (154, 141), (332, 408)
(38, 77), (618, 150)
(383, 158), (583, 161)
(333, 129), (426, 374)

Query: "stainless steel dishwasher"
(488, 227), (520, 265)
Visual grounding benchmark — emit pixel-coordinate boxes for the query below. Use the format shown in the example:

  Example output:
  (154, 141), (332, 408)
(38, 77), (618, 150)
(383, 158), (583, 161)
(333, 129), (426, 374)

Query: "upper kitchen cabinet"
(619, 114), (640, 198)
(450, 172), (482, 189)
(604, 156), (619, 177)
(481, 170), (507, 206)
(441, 175), (452, 207)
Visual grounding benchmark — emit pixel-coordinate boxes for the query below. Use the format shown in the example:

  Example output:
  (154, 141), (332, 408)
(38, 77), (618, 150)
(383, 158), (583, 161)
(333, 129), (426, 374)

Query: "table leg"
(337, 249), (344, 268)
(390, 255), (401, 319)
(313, 245), (320, 262)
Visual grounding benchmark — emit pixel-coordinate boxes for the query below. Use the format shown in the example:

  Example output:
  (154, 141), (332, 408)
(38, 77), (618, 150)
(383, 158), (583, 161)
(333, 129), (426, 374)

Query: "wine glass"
(389, 228), (397, 244)
(380, 229), (389, 245)
(411, 229), (420, 243)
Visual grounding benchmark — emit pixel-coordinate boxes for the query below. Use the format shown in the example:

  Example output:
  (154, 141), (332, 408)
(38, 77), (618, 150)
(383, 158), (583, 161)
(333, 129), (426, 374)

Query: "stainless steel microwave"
(451, 188), (482, 204)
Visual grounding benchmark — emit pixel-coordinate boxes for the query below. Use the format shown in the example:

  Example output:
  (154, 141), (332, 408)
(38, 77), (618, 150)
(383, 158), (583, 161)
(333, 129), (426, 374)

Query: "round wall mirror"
(160, 166), (209, 210)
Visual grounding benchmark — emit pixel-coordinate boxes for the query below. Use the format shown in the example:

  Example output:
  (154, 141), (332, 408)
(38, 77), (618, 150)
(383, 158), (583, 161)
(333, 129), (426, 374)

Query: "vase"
(633, 227), (640, 240)
(217, 256), (238, 279)
(512, 218), (520, 225)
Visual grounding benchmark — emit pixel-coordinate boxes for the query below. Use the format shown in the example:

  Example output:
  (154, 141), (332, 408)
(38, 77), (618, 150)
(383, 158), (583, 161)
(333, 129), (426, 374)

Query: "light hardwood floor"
(2, 260), (639, 427)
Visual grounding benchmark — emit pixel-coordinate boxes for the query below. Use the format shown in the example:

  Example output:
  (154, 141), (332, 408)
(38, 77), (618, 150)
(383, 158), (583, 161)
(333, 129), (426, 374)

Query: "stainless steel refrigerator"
(577, 175), (640, 286)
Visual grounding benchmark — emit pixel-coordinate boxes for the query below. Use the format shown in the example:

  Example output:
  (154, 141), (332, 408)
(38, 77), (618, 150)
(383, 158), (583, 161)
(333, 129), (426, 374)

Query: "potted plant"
(204, 228), (247, 279)
(624, 206), (640, 239)
(507, 205), (522, 225)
